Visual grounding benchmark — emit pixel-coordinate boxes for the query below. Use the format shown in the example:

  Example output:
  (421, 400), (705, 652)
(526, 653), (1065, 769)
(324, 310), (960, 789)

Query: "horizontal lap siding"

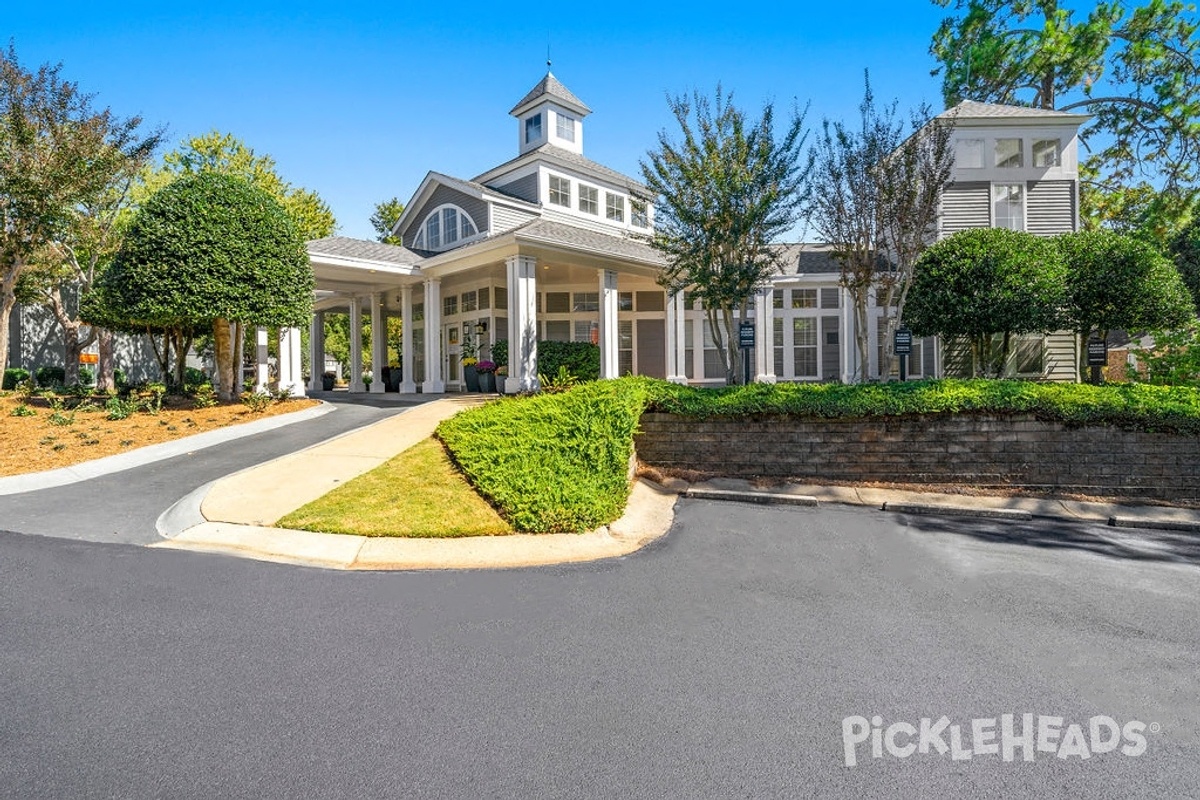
(941, 182), (990, 234)
(1026, 180), (1076, 236)
(492, 205), (538, 234)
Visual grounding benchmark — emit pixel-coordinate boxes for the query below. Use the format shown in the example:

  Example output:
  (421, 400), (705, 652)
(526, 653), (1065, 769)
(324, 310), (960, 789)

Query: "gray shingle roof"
(307, 236), (421, 266)
(515, 219), (664, 264)
(476, 143), (647, 194)
(771, 243), (842, 274)
(940, 100), (1088, 120)
(509, 72), (591, 116)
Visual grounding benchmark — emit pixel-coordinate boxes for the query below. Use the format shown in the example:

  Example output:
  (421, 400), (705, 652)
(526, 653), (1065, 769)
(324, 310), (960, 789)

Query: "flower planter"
(463, 364), (481, 392)
(321, 375), (336, 391)
(478, 371), (495, 393)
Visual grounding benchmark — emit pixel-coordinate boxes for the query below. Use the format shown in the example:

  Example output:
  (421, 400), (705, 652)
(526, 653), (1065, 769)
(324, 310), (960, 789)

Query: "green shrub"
(78, 367), (95, 385)
(3, 368), (30, 390)
(491, 338), (508, 367)
(1132, 325), (1200, 386)
(114, 369), (128, 390)
(10, 403), (36, 417)
(537, 340), (600, 381)
(241, 390), (273, 413)
(138, 382), (167, 415)
(105, 396), (139, 421)
(191, 384), (218, 409)
(35, 366), (66, 388)
(436, 378), (650, 532)
(184, 366), (209, 386)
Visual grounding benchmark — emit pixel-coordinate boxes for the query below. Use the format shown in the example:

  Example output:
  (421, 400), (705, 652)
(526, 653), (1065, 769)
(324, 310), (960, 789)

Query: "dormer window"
(995, 138), (1023, 168)
(413, 204), (479, 251)
(1033, 139), (1060, 167)
(549, 175), (571, 207)
(556, 113), (575, 142)
(525, 113), (543, 144)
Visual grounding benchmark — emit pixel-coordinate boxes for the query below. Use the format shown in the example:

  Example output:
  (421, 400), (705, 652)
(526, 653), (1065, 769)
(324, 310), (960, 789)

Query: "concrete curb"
(1109, 516), (1200, 533)
(881, 502), (1033, 521)
(0, 401), (335, 496)
(684, 488), (818, 507)
(152, 479), (678, 571)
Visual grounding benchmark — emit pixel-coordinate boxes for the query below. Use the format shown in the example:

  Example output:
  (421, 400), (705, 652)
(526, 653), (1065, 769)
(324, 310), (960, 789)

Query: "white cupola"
(509, 72), (591, 156)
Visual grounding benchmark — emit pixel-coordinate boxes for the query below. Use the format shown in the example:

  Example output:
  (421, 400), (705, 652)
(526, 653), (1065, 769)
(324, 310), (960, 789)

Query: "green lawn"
(277, 437), (512, 538)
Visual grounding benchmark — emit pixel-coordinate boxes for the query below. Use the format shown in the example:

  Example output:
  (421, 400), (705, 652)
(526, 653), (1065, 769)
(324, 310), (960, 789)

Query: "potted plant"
(460, 329), (481, 392)
(494, 365), (508, 395)
(475, 360), (496, 393)
(321, 371), (336, 391)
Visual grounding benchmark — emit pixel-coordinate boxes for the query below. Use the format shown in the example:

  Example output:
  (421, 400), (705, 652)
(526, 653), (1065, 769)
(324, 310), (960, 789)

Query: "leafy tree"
(641, 87), (811, 384)
(807, 75), (955, 380)
(370, 197), (405, 245)
(0, 45), (159, 381)
(930, 0), (1200, 245)
(1171, 217), (1200, 313)
(97, 172), (312, 401)
(1058, 230), (1194, 379)
(905, 228), (1068, 377)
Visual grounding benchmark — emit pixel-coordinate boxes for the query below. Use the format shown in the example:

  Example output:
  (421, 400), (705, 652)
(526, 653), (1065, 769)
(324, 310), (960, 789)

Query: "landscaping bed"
(0, 392), (318, 477)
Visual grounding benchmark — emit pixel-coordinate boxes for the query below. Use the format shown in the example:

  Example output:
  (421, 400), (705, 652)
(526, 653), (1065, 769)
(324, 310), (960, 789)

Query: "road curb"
(1108, 516), (1200, 533)
(684, 488), (818, 506)
(882, 502), (1032, 521)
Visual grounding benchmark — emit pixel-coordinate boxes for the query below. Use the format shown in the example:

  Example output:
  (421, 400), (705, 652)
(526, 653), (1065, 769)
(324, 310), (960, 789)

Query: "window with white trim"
(525, 113), (542, 144)
(413, 204), (479, 251)
(606, 193), (624, 222)
(1032, 139), (1060, 167)
(631, 199), (649, 228)
(556, 113), (575, 142)
(956, 138), (984, 169)
(995, 138), (1023, 168)
(579, 185), (598, 215)
(993, 183), (1024, 230)
(549, 175), (571, 207)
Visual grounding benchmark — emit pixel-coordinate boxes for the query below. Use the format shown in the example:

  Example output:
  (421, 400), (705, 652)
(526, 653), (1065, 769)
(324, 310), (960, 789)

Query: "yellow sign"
(79, 353), (99, 364)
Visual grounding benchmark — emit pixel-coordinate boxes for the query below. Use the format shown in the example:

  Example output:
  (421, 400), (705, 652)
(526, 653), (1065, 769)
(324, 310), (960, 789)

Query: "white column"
(666, 290), (687, 384)
(277, 326), (292, 392)
(505, 255), (538, 393)
(598, 269), (619, 380)
(308, 311), (324, 393)
(369, 292), (385, 394)
(422, 279), (444, 393)
(399, 285), (416, 393)
(840, 286), (856, 383)
(254, 326), (269, 393)
(754, 287), (776, 384)
(284, 326), (304, 397)
(349, 297), (365, 393)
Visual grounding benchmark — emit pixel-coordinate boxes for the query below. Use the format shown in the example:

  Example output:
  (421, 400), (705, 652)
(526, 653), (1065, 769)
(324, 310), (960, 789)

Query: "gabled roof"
(940, 100), (1089, 123)
(390, 170), (542, 237)
(307, 236), (421, 266)
(509, 72), (591, 118)
(475, 143), (648, 195)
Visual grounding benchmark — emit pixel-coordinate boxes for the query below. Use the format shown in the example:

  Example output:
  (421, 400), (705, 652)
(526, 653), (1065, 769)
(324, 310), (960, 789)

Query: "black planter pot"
(321, 375), (336, 391)
(463, 364), (481, 392)
(478, 371), (495, 393)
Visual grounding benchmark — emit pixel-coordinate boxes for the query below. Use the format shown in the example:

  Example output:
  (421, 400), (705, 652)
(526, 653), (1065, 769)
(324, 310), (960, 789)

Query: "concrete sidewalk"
(151, 396), (1200, 571)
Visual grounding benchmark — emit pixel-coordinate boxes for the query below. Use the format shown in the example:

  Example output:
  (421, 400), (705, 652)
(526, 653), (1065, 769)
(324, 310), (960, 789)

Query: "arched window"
(413, 204), (479, 251)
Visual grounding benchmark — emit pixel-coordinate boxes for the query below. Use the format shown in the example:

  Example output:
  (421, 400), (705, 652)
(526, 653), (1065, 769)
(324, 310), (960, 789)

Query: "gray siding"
(493, 173), (538, 204)
(401, 185), (490, 249)
(492, 204), (538, 234)
(1026, 180), (1076, 236)
(9, 301), (160, 382)
(941, 182), (990, 234)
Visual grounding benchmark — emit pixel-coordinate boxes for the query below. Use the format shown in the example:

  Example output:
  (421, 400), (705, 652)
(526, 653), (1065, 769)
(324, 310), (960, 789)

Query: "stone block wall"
(635, 413), (1200, 499)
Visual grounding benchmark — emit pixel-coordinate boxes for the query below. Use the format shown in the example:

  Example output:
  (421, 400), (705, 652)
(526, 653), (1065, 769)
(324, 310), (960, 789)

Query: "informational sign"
(79, 353), (99, 364)
(893, 327), (913, 356)
(738, 321), (755, 349)
(1086, 339), (1108, 367)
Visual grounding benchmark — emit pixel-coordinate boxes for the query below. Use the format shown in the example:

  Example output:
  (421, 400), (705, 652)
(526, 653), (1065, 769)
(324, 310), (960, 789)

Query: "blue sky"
(7, 2), (953, 240)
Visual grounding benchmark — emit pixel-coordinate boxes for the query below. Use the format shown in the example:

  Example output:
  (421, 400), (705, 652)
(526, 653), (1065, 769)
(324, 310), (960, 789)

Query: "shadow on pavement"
(897, 512), (1200, 568)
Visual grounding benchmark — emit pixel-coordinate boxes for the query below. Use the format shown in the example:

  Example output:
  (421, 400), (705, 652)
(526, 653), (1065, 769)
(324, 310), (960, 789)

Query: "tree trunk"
(853, 290), (870, 381)
(233, 322), (244, 392)
(213, 318), (235, 402)
(62, 325), (81, 386)
(0, 282), (17, 381)
(96, 329), (115, 392)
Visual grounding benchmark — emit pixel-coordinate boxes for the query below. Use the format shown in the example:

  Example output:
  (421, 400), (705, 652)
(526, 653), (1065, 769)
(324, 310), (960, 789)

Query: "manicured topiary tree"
(905, 228), (1067, 378)
(98, 172), (312, 400)
(1058, 230), (1194, 381)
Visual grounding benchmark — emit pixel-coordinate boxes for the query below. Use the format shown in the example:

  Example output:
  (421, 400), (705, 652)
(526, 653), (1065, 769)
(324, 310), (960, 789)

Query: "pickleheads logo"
(842, 714), (1155, 767)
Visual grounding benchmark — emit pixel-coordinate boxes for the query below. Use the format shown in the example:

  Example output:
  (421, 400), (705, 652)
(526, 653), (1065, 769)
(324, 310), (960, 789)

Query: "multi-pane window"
(606, 193), (624, 222)
(993, 183), (1024, 230)
(494, 286), (507, 310)
(1032, 139), (1060, 167)
(443, 295), (458, 317)
(413, 205), (477, 250)
(793, 318), (818, 377)
(618, 321), (634, 376)
(556, 113), (575, 142)
(579, 185), (598, 215)
(573, 292), (599, 312)
(956, 138), (984, 168)
(461, 290), (477, 313)
(544, 292), (570, 313)
(995, 138), (1023, 168)
(773, 289), (784, 309)
(791, 289), (817, 309)
(477, 287), (490, 310)
(618, 292), (633, 311)
(631, 199), (649, 228)
(549, 175), (570, 207)
(525, 113), (542, 144)
(412, 303), (424, 322)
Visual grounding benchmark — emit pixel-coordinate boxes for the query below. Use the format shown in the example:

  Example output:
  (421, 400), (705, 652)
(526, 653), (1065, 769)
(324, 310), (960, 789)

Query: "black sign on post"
(1087, 338), (1108, 385)
(894, 326), (913, 381)
(738, 321), (756, 349)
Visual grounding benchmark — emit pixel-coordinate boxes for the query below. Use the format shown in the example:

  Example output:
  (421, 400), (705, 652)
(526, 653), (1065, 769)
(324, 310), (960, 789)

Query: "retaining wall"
(635, 413), (1199, 499)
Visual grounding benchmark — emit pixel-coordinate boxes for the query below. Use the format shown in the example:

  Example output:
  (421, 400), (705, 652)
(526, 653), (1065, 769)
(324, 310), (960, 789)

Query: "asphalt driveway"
(2, 499), (1196, 798)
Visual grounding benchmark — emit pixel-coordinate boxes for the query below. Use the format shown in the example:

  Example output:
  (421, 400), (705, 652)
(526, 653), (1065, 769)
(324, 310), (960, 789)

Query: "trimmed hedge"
(2, 368), (30, 390)
(490, 339), (601, 381)
(436, 378), (649, 532)
(643, 378), (1200, 434)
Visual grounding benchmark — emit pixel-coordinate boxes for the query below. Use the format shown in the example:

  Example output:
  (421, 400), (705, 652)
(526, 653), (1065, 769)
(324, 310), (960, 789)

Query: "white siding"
(491, 204), (538, 234)
(1026, 180), (1076, 236)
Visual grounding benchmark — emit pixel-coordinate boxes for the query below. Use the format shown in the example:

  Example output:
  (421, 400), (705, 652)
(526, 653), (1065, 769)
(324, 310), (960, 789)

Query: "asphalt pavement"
(2, 499), (1196, 798)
